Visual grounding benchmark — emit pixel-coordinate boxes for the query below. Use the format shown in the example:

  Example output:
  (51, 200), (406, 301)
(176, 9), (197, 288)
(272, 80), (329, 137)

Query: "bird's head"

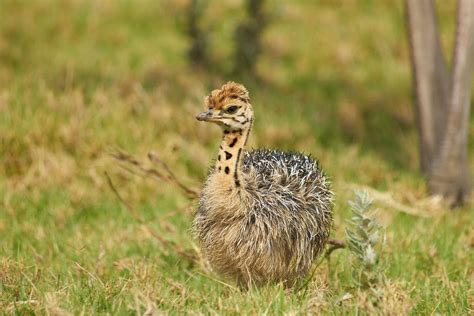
(196, 82), (253, 132)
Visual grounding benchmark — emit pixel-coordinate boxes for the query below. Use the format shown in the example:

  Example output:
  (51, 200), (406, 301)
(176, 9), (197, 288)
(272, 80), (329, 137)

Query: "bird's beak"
(196, 110), (214, 122)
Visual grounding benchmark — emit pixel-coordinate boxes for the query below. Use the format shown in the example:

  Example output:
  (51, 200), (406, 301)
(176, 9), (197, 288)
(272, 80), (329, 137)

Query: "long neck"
(215, 122), (252, 188)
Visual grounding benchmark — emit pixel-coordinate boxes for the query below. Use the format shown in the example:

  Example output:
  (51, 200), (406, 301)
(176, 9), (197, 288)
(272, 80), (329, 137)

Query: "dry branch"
(326, 238), (346, 257)
(343, 183), (442, 218)
(105, 172), (197, 262)
(109, 147), (199, 199)
(148, 151), (200, 199)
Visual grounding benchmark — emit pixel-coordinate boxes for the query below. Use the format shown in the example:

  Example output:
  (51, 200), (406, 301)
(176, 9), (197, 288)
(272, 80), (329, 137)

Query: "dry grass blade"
(148, 151), (200, 199)
(108, 147), (167, 181)
(109, 147), (199, 199)
(104, 172), (197, 262)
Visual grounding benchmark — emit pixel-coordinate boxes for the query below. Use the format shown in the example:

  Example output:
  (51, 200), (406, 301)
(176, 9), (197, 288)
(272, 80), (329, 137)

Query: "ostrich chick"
(193, 82), (333, 287)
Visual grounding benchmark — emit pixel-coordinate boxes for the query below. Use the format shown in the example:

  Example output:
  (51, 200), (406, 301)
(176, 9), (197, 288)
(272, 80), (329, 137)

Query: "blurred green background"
(0, 0), (472, 314)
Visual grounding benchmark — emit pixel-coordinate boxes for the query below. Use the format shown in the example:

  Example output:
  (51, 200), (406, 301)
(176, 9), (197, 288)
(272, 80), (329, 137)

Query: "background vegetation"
(0, 0), (472, 314)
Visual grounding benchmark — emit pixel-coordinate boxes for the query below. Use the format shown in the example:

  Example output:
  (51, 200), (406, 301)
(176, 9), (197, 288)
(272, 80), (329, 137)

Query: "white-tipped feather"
(194, 149), (333, 286)
(194, 83), (333, 287)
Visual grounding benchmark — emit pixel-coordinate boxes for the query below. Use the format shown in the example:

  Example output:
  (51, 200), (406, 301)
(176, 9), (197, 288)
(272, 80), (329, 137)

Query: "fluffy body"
(194, 82), (333, 287)
(193, 149), (333, 286)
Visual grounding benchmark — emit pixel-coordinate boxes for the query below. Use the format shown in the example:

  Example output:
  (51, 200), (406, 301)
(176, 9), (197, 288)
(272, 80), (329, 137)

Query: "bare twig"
(109, 148), (166, 181)
(343, 183), (442, 217)
(148, 151), (200, 199)
(105, 172), (197, 262)
(109, 147), (199, 199)
(326, 238), (346, 257)
(295, 237), (347, 293)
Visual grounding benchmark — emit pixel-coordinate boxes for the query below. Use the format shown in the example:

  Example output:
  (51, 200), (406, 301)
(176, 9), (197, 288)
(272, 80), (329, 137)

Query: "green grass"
(1, 0), (473, 314)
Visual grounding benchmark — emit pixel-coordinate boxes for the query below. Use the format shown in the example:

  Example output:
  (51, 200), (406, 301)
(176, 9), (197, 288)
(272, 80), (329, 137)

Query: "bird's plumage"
(193, 82), (333, 287)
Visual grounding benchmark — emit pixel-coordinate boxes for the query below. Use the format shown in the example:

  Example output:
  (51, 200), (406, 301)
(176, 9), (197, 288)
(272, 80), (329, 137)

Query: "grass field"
(1, 0), (473, 314)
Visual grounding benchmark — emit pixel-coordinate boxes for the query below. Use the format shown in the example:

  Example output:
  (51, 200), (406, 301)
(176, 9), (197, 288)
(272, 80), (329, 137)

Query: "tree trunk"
(429, 0), (474, 206)
(405, 0), (473, 206)
(405, 0), (451, 174)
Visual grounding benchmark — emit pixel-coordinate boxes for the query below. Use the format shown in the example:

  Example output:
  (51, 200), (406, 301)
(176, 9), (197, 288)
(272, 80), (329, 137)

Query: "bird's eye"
(225, 105), (239, 114)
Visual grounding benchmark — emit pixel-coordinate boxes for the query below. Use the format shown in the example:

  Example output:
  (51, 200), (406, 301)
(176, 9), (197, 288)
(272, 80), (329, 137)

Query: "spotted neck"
(215, 121), (252, 188)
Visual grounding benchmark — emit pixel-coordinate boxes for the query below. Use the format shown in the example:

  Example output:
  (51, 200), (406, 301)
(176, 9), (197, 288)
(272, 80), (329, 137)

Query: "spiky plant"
(345, 191), (385, 298)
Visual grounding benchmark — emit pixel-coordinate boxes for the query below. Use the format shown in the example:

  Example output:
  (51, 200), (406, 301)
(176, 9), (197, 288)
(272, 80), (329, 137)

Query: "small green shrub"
(345, 191), (385, 299)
